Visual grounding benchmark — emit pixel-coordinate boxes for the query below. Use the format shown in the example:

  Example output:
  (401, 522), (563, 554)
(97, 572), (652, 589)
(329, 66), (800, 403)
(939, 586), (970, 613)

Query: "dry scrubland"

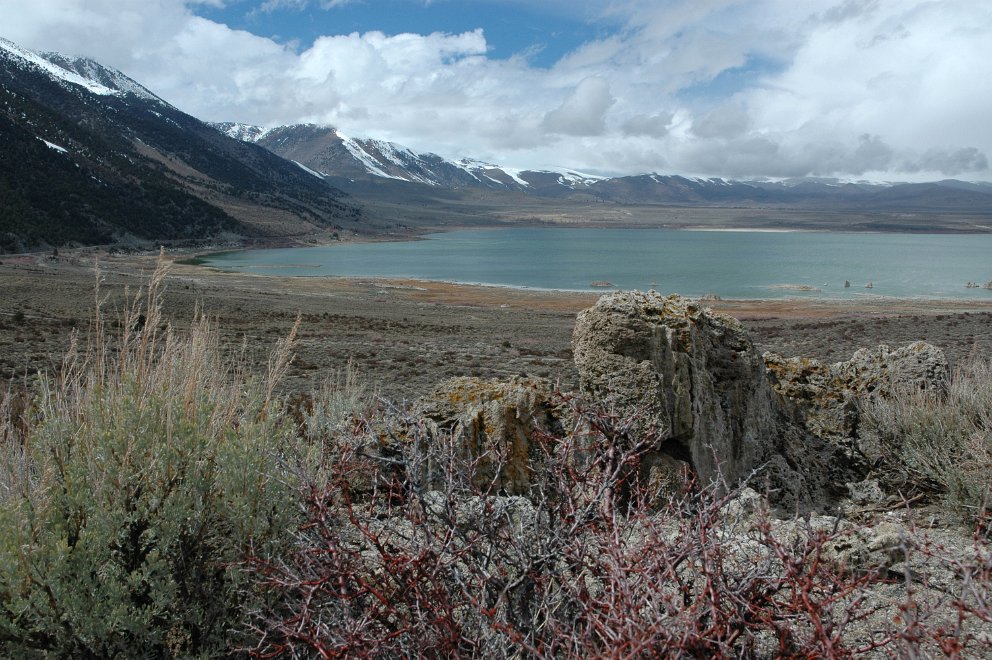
(2, 250), (992, 401)
(0, 252), (990, 656)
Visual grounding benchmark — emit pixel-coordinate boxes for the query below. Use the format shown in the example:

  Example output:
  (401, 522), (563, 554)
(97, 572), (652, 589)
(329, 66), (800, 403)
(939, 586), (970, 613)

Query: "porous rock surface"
(411, 292), (949, 510)
(416, 376), (561, 495)
(765, 341), (949, 441)
(571, 291), (822, 503)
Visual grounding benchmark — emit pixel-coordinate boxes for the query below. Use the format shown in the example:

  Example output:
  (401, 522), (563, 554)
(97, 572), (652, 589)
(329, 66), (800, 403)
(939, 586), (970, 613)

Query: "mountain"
(0, 39), (362, 253)
(213, 122), (605, 193)
(219, 122), (992, 215)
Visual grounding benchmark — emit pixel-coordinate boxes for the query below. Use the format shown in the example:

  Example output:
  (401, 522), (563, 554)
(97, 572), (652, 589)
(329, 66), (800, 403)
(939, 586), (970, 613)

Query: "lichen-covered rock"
(819, 521), (907, 575)
(572, 291), (818, 500)
(416, 376), (561, 495)
(837, 341), (949, 397)
(845, 478), (887, 505)
(765, 341), (949, 442)
(763, 352), (859, 440)
(719, 489), (906, 575)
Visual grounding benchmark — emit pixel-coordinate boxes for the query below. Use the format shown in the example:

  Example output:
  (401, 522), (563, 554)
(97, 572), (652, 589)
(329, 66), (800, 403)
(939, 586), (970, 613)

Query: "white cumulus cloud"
(542, 77), (615, 136)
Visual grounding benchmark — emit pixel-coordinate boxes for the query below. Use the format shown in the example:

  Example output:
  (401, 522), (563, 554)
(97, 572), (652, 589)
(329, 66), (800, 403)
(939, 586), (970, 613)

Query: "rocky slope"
(0, 38), (362, 253)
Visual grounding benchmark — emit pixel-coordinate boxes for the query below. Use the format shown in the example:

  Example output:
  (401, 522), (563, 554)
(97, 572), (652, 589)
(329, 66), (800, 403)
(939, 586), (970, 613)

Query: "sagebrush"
(861, 357), (992, 516)
(1, 259), (991, 657)
(0, 258), (300, 657)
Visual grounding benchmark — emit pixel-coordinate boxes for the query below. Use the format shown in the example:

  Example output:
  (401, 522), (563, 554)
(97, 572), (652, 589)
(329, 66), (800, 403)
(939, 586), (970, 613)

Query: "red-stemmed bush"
(243, 391), (992, 658)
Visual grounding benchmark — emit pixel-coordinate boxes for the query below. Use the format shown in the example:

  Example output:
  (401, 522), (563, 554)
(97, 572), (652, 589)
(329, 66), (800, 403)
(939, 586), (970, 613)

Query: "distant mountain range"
(216, 121), (992, 213)
(0, 38), (361, 253)
(2, 36), (991, 253)
(212, 122), (605, 193)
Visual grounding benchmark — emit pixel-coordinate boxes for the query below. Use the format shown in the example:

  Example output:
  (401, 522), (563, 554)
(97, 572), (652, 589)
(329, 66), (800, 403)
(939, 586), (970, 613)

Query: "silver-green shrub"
(0, 259), (299, 657)
(861, 357), (992, 516)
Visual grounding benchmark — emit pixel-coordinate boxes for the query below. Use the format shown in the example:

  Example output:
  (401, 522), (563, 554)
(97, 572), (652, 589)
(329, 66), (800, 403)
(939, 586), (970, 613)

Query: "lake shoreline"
(192, 226), (992, 301)
(3, 251), (992, 401)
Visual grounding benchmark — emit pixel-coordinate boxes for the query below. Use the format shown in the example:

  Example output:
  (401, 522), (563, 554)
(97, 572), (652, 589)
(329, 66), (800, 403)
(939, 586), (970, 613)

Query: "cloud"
(852, 134), (893, 174)
(257, 0), (354, 11)
(1, 0), (990, 180)
(691, 105), (749, 139)
(818, 0), (880, 25)
(542, 77), (615, 136)
(258, 0), (308, 11)
(620, 112), (674, 138)
(904, 147), (989, 176)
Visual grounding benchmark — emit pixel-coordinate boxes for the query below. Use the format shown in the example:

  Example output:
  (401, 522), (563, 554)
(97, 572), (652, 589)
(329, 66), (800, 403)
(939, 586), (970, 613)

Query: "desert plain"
(2, 247), (991, 401)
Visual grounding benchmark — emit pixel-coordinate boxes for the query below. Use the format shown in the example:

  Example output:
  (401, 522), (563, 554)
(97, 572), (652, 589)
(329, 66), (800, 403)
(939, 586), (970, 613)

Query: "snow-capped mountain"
(215, 121), (992, 213)
(213, 122), (606, 193)
(2, 35), (989, 253)
(0, 38), (160, 100)
(0, 38), (361, 252)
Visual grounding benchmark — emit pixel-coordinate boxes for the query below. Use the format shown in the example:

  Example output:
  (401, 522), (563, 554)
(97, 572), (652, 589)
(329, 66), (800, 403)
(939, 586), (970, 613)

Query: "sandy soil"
(2, 249), (991, 400)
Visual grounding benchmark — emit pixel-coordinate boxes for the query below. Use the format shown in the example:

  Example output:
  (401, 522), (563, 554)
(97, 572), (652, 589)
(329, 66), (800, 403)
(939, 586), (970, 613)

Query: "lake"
(200, 227), (992, 300)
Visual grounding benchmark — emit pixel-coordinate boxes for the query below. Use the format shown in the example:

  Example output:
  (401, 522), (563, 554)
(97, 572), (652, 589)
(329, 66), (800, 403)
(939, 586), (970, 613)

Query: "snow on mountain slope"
(214, 122), (273, 143)
(212, 121), (992, 212)
(292, 160), (325, 179)
(0, 38), (117, 95)
(0, 38), (363, 252)
(217, 122), (609, 192)
(337, 131), (412, 182)
(40, 52), (163, 101)
(0, 38), (162, 101)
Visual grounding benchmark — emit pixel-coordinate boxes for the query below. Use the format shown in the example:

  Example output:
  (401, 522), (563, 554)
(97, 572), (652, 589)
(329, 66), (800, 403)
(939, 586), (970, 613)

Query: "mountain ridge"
(0, 39), (363, 253)
(215, 121), (992, 213)
(2, 34), (991, 255)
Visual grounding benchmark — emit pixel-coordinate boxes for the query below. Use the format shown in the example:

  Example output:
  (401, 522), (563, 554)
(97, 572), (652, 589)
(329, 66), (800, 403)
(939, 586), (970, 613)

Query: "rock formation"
(765, 341), (949, 442)
(570, 291), (949, 508)
(416, 376), (561, 495)
(405, 291), (949, 511)
(571, 291), (824, 505)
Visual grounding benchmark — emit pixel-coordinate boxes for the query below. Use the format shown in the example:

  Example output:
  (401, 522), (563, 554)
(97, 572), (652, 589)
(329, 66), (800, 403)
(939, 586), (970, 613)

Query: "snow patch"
(498, 167), (531, 187)
(40, 138), (68, 153)
(451, 158), (529, 187)
(217, 122), (272, 143)
(337, 131), (408, 181)
(529, 168), (605, 187)
(451, 158), (494, 182)
(358, 138), (439, 185)
(293, 160), (325, 179)
(42, 53), (161, 101)
(1, 38), (115, 96)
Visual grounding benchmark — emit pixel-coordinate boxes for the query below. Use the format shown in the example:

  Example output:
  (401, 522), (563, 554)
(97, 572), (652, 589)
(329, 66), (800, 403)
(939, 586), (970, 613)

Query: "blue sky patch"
(193, 0), (618, 67)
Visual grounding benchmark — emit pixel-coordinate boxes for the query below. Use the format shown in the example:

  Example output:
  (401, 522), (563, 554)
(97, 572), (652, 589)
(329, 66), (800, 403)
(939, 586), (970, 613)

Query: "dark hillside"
(0, 42), (363, 253)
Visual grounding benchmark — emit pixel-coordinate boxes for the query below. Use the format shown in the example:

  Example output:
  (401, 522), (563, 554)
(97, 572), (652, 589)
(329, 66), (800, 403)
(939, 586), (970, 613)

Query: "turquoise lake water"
(201, 227), (992, 300)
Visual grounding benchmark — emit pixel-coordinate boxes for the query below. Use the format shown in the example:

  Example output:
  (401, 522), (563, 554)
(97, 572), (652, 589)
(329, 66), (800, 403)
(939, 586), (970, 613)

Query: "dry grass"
(1, 256), (991, 656)
(861, 358), (992, 517)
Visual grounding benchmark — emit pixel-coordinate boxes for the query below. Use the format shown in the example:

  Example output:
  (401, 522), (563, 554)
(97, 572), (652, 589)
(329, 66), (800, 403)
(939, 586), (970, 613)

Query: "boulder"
(416, 376), (561, 495)
(836, 341), (949, 397)
(572, 291), (819, 500)
(765, 341), (949, 442)
(763, 353), (859, 441)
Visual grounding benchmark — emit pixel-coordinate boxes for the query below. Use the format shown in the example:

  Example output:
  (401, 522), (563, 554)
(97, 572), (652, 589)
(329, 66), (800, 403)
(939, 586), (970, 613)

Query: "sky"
(2, 0), (991, 181)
